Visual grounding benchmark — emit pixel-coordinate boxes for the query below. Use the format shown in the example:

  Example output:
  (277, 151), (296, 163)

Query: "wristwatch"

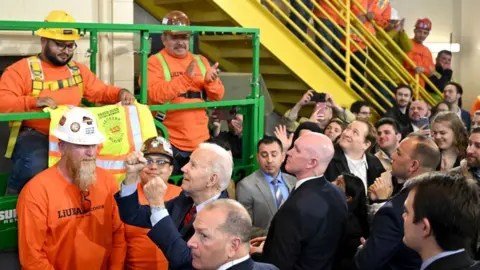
(151, 205), (166, 214)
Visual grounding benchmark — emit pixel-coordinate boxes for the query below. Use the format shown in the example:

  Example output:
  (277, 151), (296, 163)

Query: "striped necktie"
(272, 178), (283, 207)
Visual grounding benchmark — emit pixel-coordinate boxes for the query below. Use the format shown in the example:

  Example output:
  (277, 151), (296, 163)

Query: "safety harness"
(5, 56), (83, 158)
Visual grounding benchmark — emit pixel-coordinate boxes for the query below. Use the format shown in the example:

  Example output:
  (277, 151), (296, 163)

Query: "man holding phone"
(284, 90), (355, 131)
(211, 108), (243, 159)
(402, 100), (431, 138)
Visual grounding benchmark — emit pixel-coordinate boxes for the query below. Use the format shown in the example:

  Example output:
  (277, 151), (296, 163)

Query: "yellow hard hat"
(35, 10), (81, 41)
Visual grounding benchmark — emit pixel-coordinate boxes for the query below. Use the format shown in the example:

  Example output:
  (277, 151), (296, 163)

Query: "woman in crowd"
(324, 118), (346, 143)
(431, 111), (469, 171)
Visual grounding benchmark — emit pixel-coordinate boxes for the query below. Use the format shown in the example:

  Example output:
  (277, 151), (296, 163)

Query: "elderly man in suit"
(236, 136), (296, 236)
(187, 199), (278, 270)
(251, 132), (348, 269)
(402, 172), (480, 270)
(355, 134), (441, 270)
(115, 142), (232, 270)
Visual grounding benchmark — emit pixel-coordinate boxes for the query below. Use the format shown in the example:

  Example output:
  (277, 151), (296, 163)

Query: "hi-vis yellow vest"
(5, 56), (84, 158)
(47, 104), (157, 184)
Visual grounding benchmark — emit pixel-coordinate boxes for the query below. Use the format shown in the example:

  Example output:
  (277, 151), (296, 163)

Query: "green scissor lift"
(0, 21), (264, 251)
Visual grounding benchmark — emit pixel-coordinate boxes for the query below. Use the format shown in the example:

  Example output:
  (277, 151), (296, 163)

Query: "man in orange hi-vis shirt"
(141, 10), (225, 174)
(124, 136), (182, 270)
(0, 10), (135, 195)
(16, 107), (126, 270)
(404, 18), (435, 88)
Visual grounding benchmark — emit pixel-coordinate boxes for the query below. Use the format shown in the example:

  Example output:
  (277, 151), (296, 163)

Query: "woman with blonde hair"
(431, 111), (469, 171)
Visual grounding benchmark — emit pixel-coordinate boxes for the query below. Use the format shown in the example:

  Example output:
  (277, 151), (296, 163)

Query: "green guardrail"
(0, 21), (263, 251)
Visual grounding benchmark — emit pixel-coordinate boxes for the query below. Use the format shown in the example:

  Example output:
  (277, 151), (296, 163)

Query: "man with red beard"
(16, 107), (126, 270)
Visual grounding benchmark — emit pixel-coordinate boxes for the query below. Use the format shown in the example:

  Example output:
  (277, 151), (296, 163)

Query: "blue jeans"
(286, 0), (314, 42)
(314, 18), (344, 71)
(7, 128), (48, 194)
(171, 144), (192, 176)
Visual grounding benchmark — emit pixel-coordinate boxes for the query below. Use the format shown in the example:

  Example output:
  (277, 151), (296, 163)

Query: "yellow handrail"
(262, 0), (441, 113)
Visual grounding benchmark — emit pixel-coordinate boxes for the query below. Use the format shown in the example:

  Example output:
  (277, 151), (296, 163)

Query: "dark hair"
(431, 111), (469, 161)
(257, 135), (283, 153)
(290, 122), (323, 150)
(350, 101), (370, 114)
(206, 137), (232, 151)
(445, 82), (463, 107)
(394, 84), (413, 97)
(375, 117), (401, 135)
(472, 127), (480, 135)
(437, 50), (452, 58)
(353, 118), (377, 150)
(406, 133), (441, 170)
(406, 172), (480, 251)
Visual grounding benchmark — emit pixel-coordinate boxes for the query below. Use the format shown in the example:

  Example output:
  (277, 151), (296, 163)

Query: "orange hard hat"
(162, 11), (191, 35)
(415, 18), (432, 31)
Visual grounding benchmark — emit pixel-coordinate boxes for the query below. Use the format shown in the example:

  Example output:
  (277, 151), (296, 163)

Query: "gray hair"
(204, 199), (252, 243)
(198, 142), (233, 191)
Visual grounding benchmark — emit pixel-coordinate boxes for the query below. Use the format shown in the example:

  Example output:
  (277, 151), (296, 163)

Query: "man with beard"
(0, 10), (135, 195)
(443, 82), (471, 130)
(16, 107), (126, 270)
(404, 18), (435, 88)
(374, 118), (402, 171)
(142, 10), (225, 174)
(403, 100), (431, 137)
(451, 127), (480, 182)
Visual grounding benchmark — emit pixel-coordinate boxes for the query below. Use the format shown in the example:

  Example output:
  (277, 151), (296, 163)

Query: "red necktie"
(183, 205), (197, 226)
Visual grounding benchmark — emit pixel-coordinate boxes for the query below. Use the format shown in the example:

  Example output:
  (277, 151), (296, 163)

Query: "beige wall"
(390, 0), (477, 110)
(0, 0), (135, 91)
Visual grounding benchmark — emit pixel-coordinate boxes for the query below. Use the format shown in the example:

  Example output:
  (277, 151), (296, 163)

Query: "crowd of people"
(1, 6), (480, 270)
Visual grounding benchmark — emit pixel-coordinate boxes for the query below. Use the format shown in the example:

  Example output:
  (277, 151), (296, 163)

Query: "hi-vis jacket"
(0, 56), (122, 158)
(140, 49), (225, 152)
(47, 104), (157, 184)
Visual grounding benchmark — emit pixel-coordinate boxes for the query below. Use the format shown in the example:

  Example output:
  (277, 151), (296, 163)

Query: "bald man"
(251, 133), (348, 270)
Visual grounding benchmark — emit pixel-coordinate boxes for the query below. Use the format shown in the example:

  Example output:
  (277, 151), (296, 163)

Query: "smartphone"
(213, 107), (238, 121)
(417, 116), (430, 129)
(311, 92), (326, 103)
(316, 102), (327, 114)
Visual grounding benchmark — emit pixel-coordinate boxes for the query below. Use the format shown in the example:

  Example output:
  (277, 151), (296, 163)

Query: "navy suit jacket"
(425, 251), (480, 270)
(461, 109), (472, 131)
(256, 176), (348, 270)
(355, 188), (422, 270)
(114, 189), (228, 270)
(228, 258), (279, 270)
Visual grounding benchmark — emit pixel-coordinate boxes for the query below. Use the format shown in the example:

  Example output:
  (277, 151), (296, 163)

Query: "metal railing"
(0, 21), (263, 251)
(262, 0), (441, 113)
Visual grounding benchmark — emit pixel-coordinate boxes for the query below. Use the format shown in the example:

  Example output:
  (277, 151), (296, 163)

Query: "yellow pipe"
(345, 0), (352, 87)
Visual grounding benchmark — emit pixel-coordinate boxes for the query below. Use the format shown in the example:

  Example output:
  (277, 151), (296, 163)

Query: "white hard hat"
(390, 8), (400, 20)
(52, 107), (105, 145)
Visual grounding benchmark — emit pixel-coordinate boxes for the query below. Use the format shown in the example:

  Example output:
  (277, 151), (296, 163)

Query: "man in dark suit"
(443, 82), (471, 130)
(187, 199), (278, 270)
(236, 136), (296, 236)
(325, 118), (386, 189)
(402, 172), (480, 270)
(115, 142), (233, 269)
(251, 132), (348, 269)
(355, 134), (441, 270)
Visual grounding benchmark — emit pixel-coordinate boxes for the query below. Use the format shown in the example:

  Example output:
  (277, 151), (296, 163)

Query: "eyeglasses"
(145, 159), (171, 167)
(80, 190), (91, 214)
(51, 40), (78, 51)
